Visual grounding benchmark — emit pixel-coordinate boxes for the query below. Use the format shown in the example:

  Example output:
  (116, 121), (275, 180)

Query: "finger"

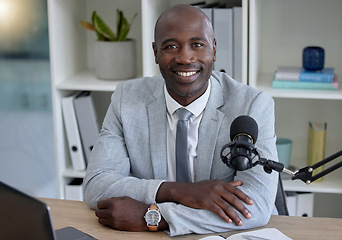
(214, 195), (246, 226)
(97, 198), (111, 209)
(95, 209), (112, 227)
(224, 184), (254, 205)
(211, 197), (247, 226)
(206, 200), (232, 223)
(95, 208), (109, 218)
(229, 194), (252, 220)
(95, 208), (117, 229)
(219, 187), (253, 220)
(98, 216), (113, 228)
(229, 180), (242, 187)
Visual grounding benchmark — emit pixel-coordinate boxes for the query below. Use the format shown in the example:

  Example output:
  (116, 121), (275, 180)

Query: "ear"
(212, 38), (217, 62)
(152, 42), (159, 64)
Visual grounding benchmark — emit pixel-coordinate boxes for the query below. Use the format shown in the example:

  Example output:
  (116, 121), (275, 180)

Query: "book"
(199, 228), (291, 240)
(272, 75), (339, 90)
(307, 122), (327, 182)
(275, 66), (334, 83)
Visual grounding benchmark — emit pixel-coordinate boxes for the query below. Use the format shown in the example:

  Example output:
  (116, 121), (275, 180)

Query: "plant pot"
(94, 40), (136, 80)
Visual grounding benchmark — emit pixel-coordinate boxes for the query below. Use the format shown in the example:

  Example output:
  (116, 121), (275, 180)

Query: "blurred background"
(0, 0), (57, 197)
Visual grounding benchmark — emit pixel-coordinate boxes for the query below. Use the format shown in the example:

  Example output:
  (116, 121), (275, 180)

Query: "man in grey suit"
(84, 4), (278, 237)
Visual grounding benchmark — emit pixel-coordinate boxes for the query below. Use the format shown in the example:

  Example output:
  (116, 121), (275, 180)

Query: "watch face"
(145, 209), (161, 225)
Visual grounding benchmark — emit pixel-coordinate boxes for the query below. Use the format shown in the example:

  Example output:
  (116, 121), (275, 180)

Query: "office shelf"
(48, 0), (342, 209)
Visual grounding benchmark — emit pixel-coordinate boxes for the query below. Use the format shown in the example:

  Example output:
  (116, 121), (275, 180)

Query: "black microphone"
(221, 115), (342, 184)
(221, 115), (284, 173)
(221, 115), (259, 171)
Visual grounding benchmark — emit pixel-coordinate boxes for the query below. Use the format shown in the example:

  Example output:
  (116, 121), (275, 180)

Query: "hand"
(156, 180), (254, 226)
(95, 196), (149, 231)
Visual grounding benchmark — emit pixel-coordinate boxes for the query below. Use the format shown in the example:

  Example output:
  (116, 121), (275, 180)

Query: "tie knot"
(176, 108), (192, 121)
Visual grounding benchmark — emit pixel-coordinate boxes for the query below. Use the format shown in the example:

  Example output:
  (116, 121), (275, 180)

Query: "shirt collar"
(164, 78), (211, 118)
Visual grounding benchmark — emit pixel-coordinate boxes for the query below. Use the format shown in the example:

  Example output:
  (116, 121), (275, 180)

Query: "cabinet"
(48, 0), (342, 209)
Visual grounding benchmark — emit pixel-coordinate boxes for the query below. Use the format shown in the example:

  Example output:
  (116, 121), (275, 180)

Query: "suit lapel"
(145, 75), (225, 181)
(195, 77), (225, 181)
(147, 84), (168, 180)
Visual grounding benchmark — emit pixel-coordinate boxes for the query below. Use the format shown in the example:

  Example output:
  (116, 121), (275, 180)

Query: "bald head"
(154, 4), (214, 44)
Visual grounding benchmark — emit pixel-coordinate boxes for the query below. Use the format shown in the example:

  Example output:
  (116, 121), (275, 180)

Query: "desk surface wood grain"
(42, 198), (342, 240)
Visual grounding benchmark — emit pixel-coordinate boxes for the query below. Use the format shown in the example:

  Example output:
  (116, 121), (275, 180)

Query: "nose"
(175, 46), (196, 64)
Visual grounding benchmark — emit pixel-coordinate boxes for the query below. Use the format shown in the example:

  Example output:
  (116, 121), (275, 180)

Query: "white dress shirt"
(164, 79), (211, 182)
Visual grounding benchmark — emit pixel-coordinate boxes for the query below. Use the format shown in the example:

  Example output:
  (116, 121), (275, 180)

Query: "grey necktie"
(175, 108), (192, 182)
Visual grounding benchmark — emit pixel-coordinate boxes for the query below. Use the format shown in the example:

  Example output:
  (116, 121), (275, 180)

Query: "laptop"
(0, 181), (96, 240)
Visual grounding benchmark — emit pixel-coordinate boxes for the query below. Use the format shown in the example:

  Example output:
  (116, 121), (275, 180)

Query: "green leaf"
(93, 11), (116, 41)
(118, 28), (130, 41)
(117, 10), (138, 41)
(90, 11), (105, 41)
(116, 9), (122, 41)
(118, 19), (127, 40)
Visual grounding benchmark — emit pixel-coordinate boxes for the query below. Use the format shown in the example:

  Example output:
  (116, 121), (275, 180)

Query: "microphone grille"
(230, 115), (258, 143)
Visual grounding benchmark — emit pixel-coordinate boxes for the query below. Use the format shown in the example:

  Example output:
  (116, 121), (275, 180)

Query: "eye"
(163, 44), (177, 50)
(192, 42), (204, 48)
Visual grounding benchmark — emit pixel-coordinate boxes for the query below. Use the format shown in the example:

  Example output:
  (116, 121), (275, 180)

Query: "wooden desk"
(42, 198), (342, 240)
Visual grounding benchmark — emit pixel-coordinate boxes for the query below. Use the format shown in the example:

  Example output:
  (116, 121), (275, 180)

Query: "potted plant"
(81, 9), (138, 80)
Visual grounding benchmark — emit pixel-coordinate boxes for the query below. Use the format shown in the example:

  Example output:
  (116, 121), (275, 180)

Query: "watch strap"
(149, 204), (158, 210)
(148, 225), (158, 231)
(146, 204), (160, 232)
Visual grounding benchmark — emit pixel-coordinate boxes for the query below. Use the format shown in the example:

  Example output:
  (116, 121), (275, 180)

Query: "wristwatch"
(144, 204), (161, 231)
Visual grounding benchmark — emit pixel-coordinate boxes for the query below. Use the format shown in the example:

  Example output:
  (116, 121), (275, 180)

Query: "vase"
(302, 46), (325, 71)
(94, 40), (136, 80)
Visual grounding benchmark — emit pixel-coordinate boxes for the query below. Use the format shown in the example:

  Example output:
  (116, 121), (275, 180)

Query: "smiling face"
(153, 5), (216, 106)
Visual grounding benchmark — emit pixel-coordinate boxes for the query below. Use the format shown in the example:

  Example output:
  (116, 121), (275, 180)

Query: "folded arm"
(92, 179), (257, 234)
(156, 180), (253, 225)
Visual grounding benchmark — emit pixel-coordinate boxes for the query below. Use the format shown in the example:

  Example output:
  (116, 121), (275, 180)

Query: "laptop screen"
(0, 181), (56, 239)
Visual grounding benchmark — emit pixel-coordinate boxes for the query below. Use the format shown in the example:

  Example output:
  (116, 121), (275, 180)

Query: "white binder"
(213, 8), (233, 76)
(61, 93), (86, 171)
(233, 6), (243, 82)
(73, 91), (99, 164)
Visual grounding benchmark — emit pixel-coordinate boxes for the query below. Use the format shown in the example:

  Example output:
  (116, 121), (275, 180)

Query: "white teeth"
(177, 71), (196, 77)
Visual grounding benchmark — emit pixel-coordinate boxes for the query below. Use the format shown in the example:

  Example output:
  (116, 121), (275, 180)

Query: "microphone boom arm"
(221, 139), (342, 184)
(256, 149), (342, 184)
(291, 149), (342, 184)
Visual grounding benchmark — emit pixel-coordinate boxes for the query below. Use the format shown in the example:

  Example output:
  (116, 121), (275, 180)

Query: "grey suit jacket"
(84, 71), (278, 236)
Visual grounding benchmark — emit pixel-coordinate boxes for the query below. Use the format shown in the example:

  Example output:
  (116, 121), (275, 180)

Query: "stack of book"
(272, 66), (339, 90)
